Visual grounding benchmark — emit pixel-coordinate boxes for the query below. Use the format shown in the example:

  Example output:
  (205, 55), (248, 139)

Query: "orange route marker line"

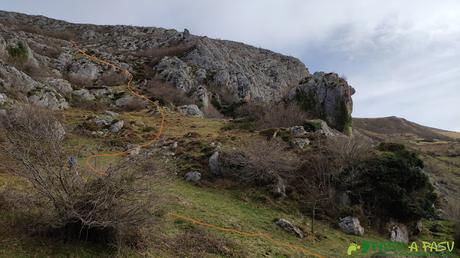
(71, 41), (165, 175)
(72, 42), (324, 258)
(169, 213), (325, 258)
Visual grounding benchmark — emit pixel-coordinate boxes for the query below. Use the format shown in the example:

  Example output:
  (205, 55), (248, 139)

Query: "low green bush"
(337, 142), (437, 222)
(7, 41), (28, 61)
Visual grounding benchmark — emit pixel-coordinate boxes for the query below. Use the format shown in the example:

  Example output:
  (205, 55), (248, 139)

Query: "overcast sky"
(1, 0), (459, 131)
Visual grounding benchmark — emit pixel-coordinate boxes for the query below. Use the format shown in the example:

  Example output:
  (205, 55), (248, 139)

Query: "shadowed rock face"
(0, 10), (354, 133)
(289, 72), (355, 135)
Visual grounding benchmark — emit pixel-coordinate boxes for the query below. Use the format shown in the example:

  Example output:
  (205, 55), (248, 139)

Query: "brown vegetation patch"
(166, 227), (247, 258)
(145, 79), (194, 106)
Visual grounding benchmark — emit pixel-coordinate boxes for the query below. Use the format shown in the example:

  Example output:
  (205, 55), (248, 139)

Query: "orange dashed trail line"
(71, 41), (165, 175)
(168, 213), (325, 258)
(72, 42), (324, 258)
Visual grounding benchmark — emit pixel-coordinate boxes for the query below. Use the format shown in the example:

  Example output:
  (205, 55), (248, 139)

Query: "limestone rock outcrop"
(289, 72), (355, 134)
(338, 216), (364, 236)
(0, 10), (355, 133)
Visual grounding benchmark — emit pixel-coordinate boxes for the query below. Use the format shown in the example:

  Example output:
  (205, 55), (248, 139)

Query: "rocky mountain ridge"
(0, 10), (354, 133)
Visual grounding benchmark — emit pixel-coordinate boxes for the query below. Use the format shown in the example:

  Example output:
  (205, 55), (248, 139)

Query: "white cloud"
(1, 0), (459, 131)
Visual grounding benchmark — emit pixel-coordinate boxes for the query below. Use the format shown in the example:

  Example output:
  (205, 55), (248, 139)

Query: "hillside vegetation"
(0, 10), (458, 258)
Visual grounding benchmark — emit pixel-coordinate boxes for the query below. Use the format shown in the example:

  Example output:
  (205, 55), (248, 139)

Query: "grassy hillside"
(1, 108), (459, 257)
(0, 108), (378, 258)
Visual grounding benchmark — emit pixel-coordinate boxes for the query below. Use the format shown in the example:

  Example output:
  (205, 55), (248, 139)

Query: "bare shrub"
(212, 86), (237, 107)
(325, 134), (373, 169)
(235, 102), (311, 130)
(234, 102), (265, 121)
(0, 105), (162, 248)
(202, 105), (224, 119)
(220, 138), (300, 187)
(66, 75), (94, 88)
(98, 70), (127, 86)
(118, 97), (149, 112)
(145, 79), (194, 106)
(284, 147), (345, 232)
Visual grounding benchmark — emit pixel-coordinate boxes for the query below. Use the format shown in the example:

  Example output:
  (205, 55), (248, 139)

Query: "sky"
(1, 0), (459, 131)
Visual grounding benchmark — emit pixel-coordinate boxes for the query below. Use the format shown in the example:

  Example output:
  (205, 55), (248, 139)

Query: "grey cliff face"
(0, 10), (354, 133)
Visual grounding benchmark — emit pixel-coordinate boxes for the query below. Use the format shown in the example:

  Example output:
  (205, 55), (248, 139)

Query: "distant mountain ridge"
(353, 116), (459, 141)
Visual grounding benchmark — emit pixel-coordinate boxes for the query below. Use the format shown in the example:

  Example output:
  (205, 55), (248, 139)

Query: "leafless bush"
(325, 134), (373, 169)
(290, 136), (371, 202)
(202, 105), (224, 119)
(145, 79), (194, 106)
(66, 75), (94, 88)
(220, 138), (300, 186)
(212, 86), (237, 107)
(235, 102), (311, 129)
(118, 97), (149, 112)
(286, 148), (345, 231)
(291, 151), (339, 199)
(98, 70), (127, 86)
(234, 102), (265, 121)
(0, 105), (162, 248)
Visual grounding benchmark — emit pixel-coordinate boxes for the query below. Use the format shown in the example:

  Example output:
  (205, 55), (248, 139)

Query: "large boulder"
(209, 151), (221, 176)
(67, 61), (100, 86)
(110, 120), (124, 133)
(303, 119), (335, 136)
(0, 61), (39, 93)
(387, 221), (409, 243)
(270, 175), (286, 197)
(274, 218), (304, 238)
(338, 216), (364, 236)
(178, 104), (203, 117)
(93, 115), (114, 127)
(184, 171), (201, 183)
(28, 89), (69, 110)
(290, 73), (355, 135)
(45, 78), (73, 95)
